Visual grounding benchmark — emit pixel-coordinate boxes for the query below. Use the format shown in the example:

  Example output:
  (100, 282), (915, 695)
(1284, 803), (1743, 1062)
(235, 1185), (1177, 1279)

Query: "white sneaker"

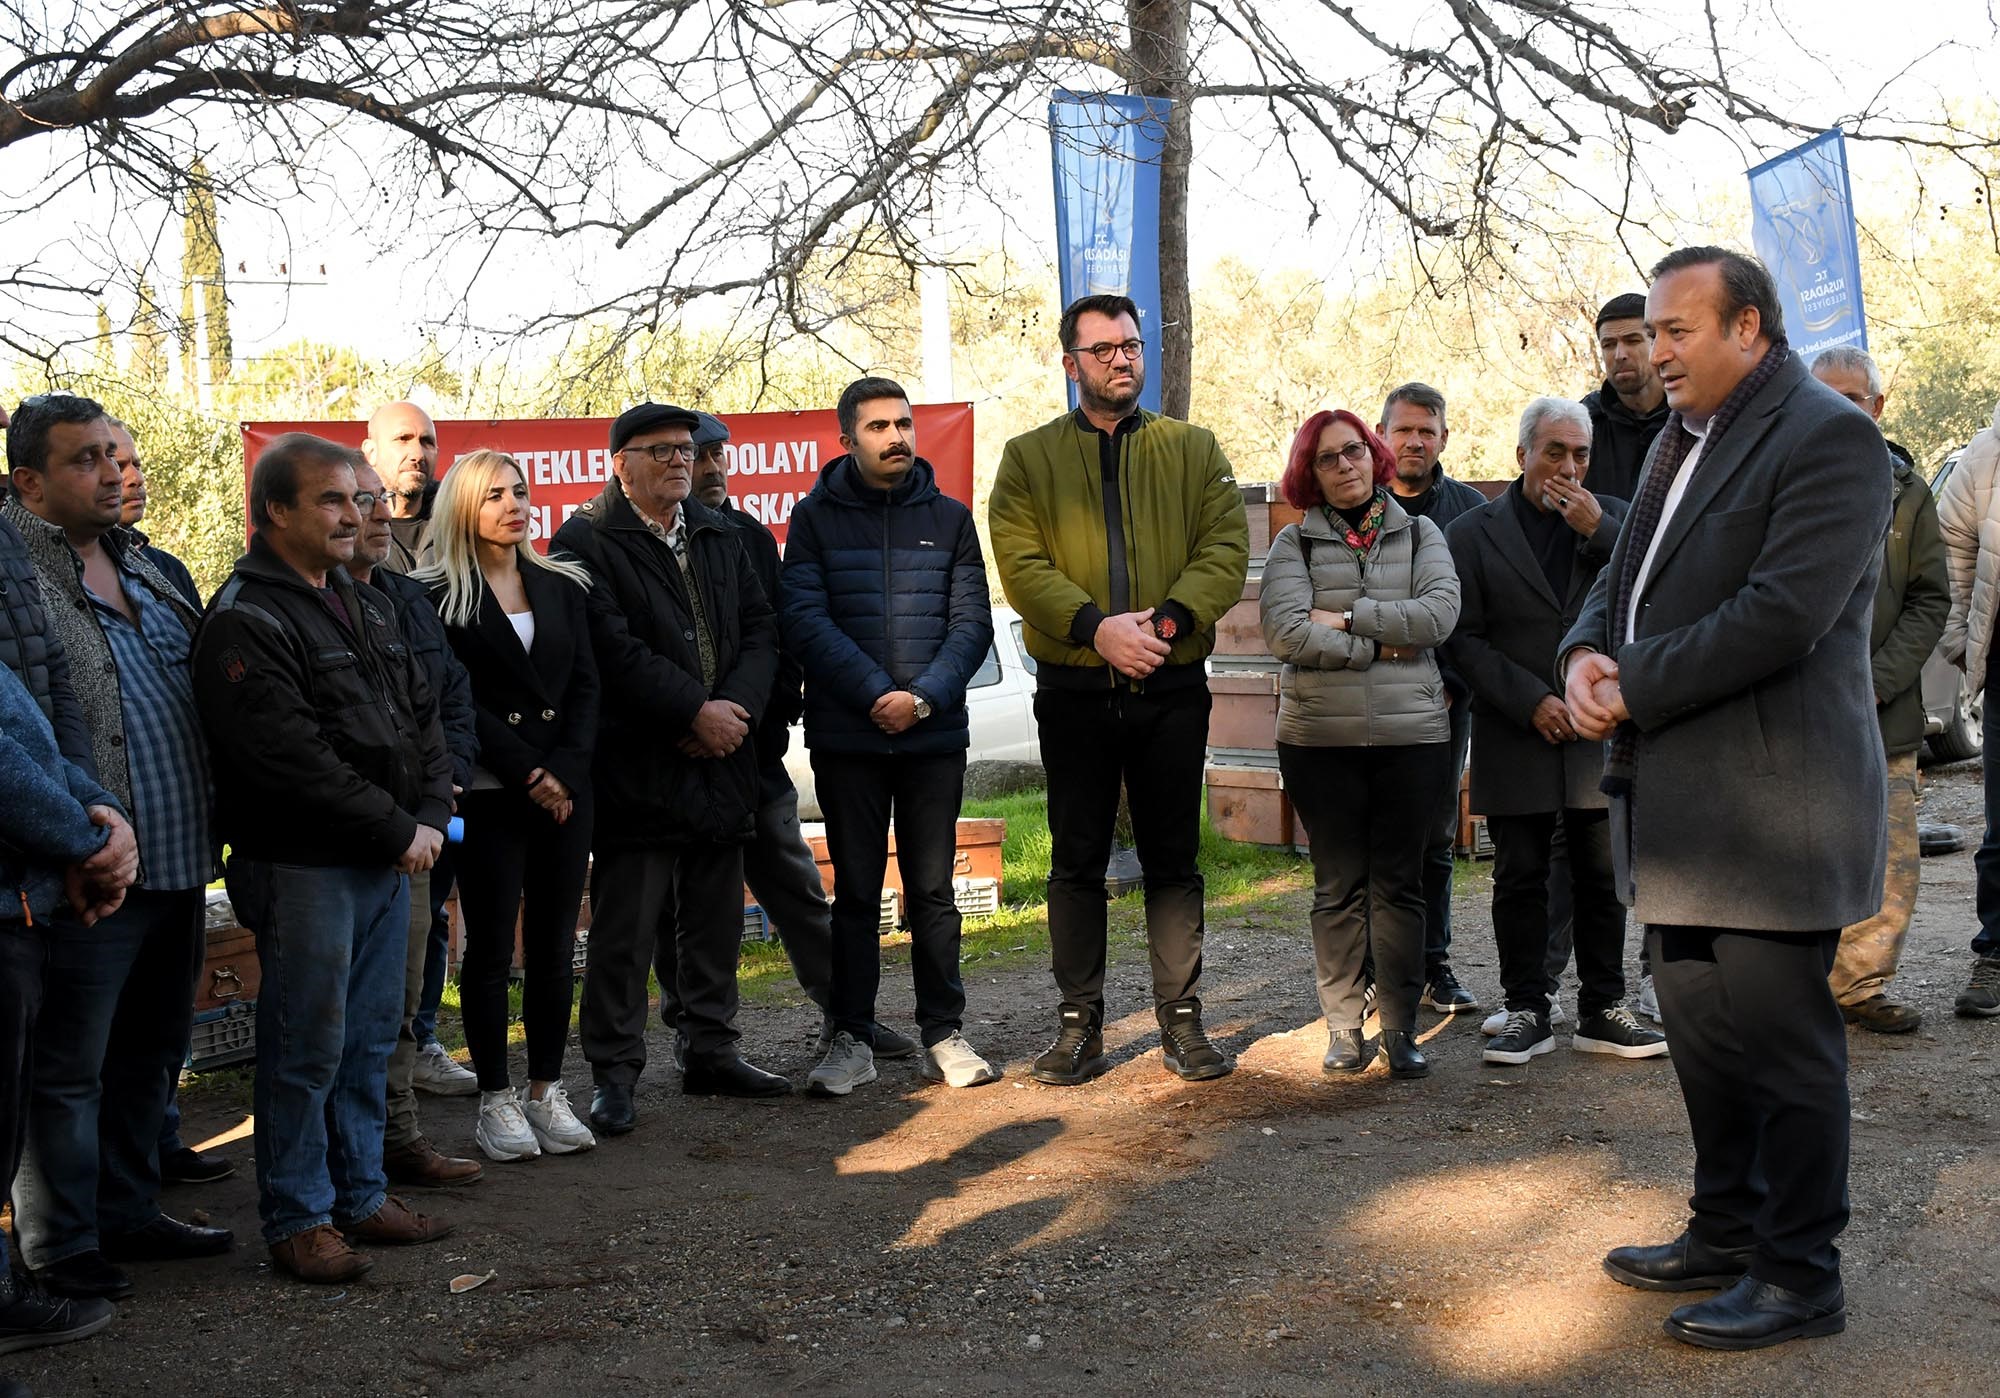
(475, 1088), (542, 1162)
(806, 1031), (877, 1097)
(1483, 996), (1566, 1035)
(413, 1041), (479, 1096)
(919, 1032), (1002, 1088)
(522, 1082), (596, 1154)
(1638, 974), (1662, 1023)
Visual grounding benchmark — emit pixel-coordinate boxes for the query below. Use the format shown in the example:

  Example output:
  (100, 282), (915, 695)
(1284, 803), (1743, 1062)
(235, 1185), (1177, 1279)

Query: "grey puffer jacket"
(1259, 493), (1460, 747)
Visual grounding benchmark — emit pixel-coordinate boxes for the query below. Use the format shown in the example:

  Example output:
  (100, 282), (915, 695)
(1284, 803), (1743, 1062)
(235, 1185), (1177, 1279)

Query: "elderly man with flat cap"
(553, 402), (784, 1127)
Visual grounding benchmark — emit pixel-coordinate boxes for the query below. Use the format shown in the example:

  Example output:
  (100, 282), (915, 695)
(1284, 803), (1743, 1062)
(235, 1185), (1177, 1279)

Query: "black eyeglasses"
(1070, 339), (1145, 364)
(1313, 441), (1373, 469)
(621, 442), (697, 464)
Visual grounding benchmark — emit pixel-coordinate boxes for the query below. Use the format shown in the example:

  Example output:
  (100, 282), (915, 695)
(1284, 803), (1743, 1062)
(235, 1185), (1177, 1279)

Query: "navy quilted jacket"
(782, 455), (992, 756)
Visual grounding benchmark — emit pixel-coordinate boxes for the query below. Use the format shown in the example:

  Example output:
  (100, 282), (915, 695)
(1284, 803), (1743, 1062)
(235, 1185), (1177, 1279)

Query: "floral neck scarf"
(1321, 489), (1387, 563)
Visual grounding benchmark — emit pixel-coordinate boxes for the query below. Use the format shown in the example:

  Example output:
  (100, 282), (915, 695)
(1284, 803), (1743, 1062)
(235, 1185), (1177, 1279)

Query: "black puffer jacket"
(552, 482), (777, 850)
(0, 512), (95, 776)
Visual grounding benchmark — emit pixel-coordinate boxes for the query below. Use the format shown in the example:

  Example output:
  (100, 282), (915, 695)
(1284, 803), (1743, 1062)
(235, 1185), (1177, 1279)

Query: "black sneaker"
(1573, 1005), (1670, 1058)
(159, 1145), (235, 1185)
(1159, 1003), (1233, 1082)
(0, 1270), (115, 1356)
(1031, 1010), (1111, 1086)
(1482, 1009), (1555, 1066)
(1955, 956), (2000, 1017)
(1421, 966), (1480, 1014)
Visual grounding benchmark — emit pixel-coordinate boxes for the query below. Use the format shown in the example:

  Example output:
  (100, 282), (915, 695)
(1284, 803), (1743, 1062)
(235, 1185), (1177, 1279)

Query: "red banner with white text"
(240, 404), (975, 550)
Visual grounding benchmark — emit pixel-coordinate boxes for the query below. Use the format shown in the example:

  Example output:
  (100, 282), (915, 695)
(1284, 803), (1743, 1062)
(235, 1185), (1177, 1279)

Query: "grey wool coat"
(1444, 485), (1628, 816)
(1559, 351), (1891, 932)
(1260, 494), (1460, 748)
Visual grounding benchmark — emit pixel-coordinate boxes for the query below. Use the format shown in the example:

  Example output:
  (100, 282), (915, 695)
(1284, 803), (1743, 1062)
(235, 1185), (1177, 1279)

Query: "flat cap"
(609, 401), (700, 454)
(691, 411), (730, 448)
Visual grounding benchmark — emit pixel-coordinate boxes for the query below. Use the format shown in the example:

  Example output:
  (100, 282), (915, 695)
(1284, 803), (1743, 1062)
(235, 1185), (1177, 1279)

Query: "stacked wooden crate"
(1205, 483), (1304, 848)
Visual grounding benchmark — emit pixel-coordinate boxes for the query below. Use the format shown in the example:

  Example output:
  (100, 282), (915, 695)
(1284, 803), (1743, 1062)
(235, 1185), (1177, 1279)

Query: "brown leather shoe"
(269, 1224), (373, 1284)
(338, 1194), (454, 1247)
(383, 1136), (485, 1187)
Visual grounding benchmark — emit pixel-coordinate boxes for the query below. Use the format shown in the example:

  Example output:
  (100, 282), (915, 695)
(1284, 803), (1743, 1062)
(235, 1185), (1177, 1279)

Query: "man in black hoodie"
(1581, 293), (1670, 502)
(1377, 382), (1485, 1016)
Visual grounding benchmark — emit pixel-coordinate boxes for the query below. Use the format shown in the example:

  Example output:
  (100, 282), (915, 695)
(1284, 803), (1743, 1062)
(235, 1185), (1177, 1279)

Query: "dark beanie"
(1595, 293), (1648, 329)
(691, 411), (730, 448)
(609, 401), (699, 453)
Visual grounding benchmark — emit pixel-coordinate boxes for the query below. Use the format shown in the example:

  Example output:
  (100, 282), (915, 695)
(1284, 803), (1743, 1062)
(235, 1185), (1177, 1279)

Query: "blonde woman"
(419, 451), (600, 1161)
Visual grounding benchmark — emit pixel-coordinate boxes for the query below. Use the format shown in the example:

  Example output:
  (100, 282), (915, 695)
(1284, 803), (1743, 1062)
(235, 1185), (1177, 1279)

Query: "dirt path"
(25, 765), (2000, 1396)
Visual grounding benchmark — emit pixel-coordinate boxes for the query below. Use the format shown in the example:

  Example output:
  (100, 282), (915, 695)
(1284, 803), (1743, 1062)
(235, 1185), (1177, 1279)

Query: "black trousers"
(1281, 741), (1453, 1033)
(1036, 684), (1210, 1028)
(456, 788), (594, 1091)
(1418, 701), (1471, 974)
(1487, 809), (1625, 1016)
(581, 839), (745, 1083)
(0, 918), (49, 1273)
(1545, 819), (1652, 984)
(812, 750), (968, 1049)
(1649, 925), (1849, 1293)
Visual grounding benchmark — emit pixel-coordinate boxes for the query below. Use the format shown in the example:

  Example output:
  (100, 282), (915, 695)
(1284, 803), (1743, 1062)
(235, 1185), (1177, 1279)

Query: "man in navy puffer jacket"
(783, 377), (999, 1095)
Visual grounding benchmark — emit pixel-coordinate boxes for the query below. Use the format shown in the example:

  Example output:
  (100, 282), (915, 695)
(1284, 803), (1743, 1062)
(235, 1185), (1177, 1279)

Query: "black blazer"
(1444, 485), (1626, 816)
(1561, 350), (1891, 931)
(432, 561), (600, 798)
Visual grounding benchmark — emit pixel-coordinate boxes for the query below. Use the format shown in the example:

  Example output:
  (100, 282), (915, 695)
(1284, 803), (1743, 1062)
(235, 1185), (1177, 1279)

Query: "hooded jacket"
(1581, 380), (1670, 503)
(781, 454), (993, 757)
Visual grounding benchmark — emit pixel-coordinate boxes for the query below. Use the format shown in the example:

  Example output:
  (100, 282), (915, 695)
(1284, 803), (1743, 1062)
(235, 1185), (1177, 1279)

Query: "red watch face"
(1155, 616), (1179, 642)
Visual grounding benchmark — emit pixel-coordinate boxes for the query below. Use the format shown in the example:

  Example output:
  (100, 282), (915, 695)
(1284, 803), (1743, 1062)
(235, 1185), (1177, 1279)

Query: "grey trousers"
(383, 869), (431, 1150)
(583, 841), (745, 1084)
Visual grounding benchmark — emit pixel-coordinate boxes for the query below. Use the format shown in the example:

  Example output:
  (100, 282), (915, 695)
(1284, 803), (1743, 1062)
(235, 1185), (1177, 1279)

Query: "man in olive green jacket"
(1813, 348), (1948, 1032)
(989, 293), (1249, 1087)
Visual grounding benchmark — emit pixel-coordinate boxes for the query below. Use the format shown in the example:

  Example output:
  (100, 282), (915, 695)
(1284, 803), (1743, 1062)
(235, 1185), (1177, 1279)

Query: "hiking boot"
(268, 1224), (372, 1285)
(1482, 1009), (1555, 1066)
(920, 1032), (1002, 1088)
(806, 1031), (878, 1098)
(1573, 1005), (1669, 1058)
(1322, 1027), (1373, 1074)
(1421, 966), (1480, 1014)
(1954, 956), (2000, 1017)
(411, 1042), (479, 1096)
(0, 1270), (114, 1354)
(338, 1195), (453, 1247)
(1160, 1003), (1233, 1081)
(1381, 1029), (1429, 1079)
(1842, 993), (1922, 1034)
(1031, 1009), (1110, 1086)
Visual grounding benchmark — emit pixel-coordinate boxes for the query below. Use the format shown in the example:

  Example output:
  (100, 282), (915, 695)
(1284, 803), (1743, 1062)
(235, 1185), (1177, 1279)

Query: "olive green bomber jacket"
(988, 409), (1249, 678)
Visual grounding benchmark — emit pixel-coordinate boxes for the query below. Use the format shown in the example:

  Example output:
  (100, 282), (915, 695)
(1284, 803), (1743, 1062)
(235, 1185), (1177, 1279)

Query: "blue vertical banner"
(1049, 90), (1171, 414)
(1747, 129), (1867, 358)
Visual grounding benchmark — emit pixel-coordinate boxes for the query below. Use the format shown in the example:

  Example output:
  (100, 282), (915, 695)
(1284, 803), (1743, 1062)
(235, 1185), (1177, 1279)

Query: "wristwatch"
(1342, 609), (1354, 630)
(1153, 614), (1179, 642)
(910, 690), (932, 721)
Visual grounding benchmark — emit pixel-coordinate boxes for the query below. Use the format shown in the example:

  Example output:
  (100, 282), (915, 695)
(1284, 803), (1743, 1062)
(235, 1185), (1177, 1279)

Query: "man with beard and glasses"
(1376, 383), (1485, 1020)
(990, 294), (1248, 1086)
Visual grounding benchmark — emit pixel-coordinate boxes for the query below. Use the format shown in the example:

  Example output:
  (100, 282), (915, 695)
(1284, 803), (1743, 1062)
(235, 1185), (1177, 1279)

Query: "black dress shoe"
(589, 1083), (637, 1136)
(35, 1253), (132, 1302)
(159, 1146), (234, 1185)
(1665, 1275), (1846, 1350)
(100, 1214), (234, 1262)
(1322, 1027), (1374, 1074)
(1381, 1029), (1429, 1079)
(682, 1054), (791, 1098)
(1603, 1231), (1755, 1292)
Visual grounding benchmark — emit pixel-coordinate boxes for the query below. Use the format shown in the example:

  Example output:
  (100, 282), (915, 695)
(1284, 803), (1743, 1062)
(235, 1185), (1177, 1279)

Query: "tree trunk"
(1128, 0), (1192, 420)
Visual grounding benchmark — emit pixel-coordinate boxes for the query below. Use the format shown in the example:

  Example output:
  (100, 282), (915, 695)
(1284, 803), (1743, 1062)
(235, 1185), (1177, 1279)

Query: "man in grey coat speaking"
(1561, 247), (1890, 1352)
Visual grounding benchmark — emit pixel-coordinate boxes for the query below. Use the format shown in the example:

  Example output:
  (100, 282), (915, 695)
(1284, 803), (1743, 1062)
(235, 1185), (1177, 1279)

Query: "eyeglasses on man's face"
(622, 442), (697, 464)
(1070, 339), (1145, 365)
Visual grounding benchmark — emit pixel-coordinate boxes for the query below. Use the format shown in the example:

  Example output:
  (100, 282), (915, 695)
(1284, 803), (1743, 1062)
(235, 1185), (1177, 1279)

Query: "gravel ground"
(22, 762), (2000, 1396)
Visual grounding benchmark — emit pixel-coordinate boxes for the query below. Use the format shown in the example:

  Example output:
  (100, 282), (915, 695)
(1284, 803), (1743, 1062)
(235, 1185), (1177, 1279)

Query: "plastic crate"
(572, 929), (589, 977)
(953, 876), (1001, 919)
(188, 1001), (256, 1071)
(878, 889), (900, 935)
(742, 904), (771, 943)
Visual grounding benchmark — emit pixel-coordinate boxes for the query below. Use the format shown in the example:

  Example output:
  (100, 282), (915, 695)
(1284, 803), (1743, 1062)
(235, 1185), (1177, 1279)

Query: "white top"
(1627, 425), (1707, 645)
(506, 608), (536, 653)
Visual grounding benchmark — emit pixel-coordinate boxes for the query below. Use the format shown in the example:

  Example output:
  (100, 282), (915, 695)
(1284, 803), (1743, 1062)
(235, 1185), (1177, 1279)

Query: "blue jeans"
(1977, 692), (2000, 957)
(0, 919), (50, 1274)
(409, 843), (455, 1047)
(226, 859), (406, 1245)
(13, 888), (202, 1266)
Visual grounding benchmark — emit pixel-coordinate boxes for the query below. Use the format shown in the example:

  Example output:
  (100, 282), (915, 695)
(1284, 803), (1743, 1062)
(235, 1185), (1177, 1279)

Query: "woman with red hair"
(1260, 409), (1461, 1079)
